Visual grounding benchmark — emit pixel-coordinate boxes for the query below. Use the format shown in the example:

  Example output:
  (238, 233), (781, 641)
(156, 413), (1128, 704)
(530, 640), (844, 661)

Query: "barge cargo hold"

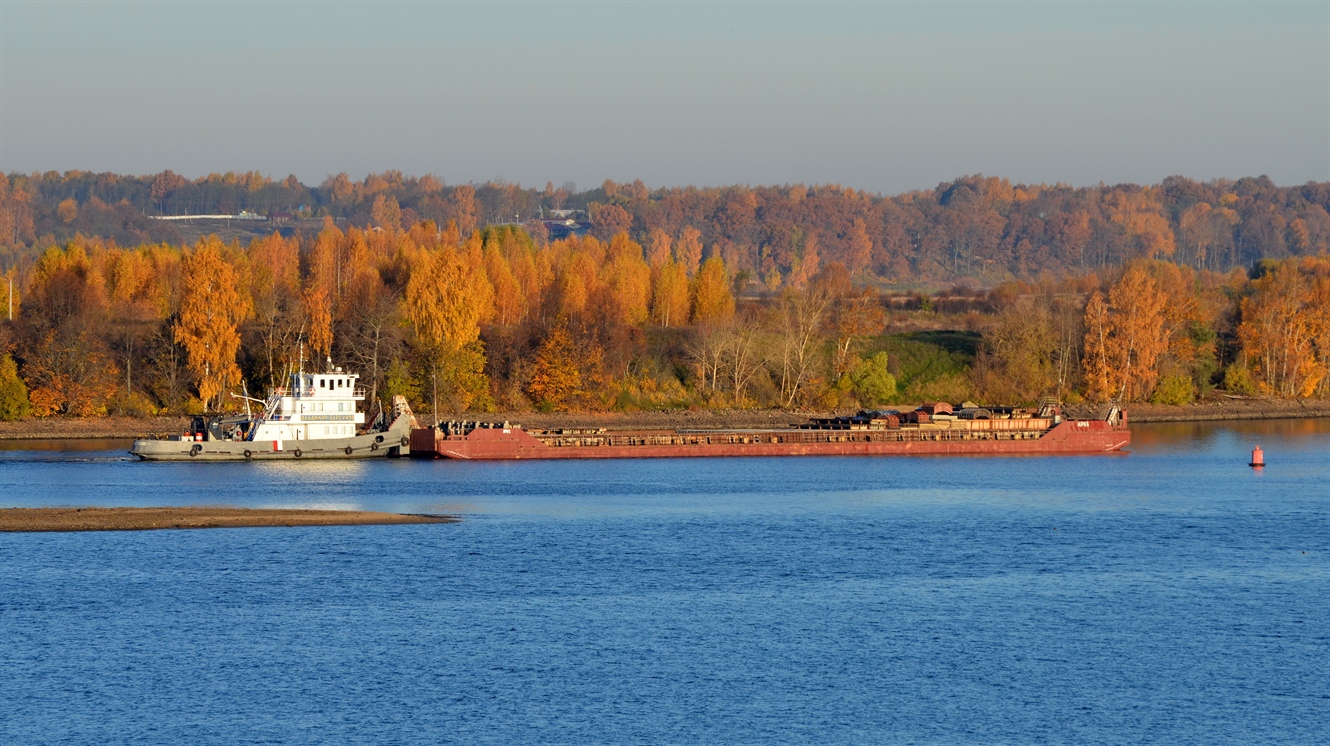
(409, 403), (1130, 460)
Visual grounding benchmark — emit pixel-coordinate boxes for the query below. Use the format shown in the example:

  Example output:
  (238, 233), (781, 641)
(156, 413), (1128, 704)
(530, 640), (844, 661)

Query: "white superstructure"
(251, 367), (366, 442)
(131, 364), (417, 461)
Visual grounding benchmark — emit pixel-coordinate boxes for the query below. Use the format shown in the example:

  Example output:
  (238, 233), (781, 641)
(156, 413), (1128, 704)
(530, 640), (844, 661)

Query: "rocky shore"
(1123, 398), (1330, 423)
(0, 415), (191, 440)
(0, 398), (1325, 441)
(0, 507), (457, 532)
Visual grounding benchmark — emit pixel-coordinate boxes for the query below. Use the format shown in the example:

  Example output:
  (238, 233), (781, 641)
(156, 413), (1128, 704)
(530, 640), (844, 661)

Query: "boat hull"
(411, 420), (1130, 460)
(131, 426), (413, 461)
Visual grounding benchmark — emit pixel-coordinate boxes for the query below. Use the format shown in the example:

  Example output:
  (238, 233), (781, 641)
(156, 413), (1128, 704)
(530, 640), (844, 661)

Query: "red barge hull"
(410, 418), (1130, 461)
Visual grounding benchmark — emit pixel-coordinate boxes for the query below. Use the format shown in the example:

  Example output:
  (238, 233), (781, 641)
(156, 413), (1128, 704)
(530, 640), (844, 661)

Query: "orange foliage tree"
(603, 234), (651, 326)
(18, 241), (121, 415)
(1237, 262), (1324, 397)
(691, 256), (735, 325)
(1081, 291), (1113, 401)
(175, 239), (248, 410)
(527, 325), (583, 410)
(675, 226), (703, 276)
(484, 234), (524, 327)
(1080, 265), (1167, 401)
(246, 232), (303, 386)
(402, 243), (495, 415)
(845, 218), (873, 276)
(646, 228), (672, 269)
(650, 260), (690, 327)
(1105, 189), (1176, 259)
(1309, 270), (1330, 397)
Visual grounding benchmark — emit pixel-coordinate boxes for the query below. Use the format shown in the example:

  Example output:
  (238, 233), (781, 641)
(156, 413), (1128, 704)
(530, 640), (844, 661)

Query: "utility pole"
(7, 276), (11, 321)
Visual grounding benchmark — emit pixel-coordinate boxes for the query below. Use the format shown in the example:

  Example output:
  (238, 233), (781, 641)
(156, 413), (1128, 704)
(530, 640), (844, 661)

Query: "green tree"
(435, 340), (494, 414)
(849, 352), (898, 406)
(1149, 374), (1195, 405)
(384, 357), (420, 400)
(0, 354), (30, 420)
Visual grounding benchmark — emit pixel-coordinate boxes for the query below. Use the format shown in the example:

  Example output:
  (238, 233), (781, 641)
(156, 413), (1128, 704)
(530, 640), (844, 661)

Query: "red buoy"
(1250, 446), (1264, 468)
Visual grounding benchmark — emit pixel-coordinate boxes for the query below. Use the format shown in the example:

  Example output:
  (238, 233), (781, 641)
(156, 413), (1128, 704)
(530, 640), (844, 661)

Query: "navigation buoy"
(1250, 446), (1264, 468)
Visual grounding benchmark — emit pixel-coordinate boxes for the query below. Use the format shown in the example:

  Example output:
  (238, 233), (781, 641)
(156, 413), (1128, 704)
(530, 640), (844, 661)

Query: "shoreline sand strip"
(0, 507), (457, 532)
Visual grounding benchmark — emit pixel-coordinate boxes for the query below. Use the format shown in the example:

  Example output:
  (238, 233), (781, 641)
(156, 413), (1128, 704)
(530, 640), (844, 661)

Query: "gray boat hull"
(130, 422), (413, 461)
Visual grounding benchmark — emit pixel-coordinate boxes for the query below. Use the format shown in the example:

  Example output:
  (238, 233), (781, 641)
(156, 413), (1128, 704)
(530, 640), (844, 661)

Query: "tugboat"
(130, 366), (417, 461)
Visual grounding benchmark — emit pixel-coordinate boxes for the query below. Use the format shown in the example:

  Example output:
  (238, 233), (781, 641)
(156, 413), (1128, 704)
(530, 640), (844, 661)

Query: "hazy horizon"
(2, 1), (1327, 193)
(2, 169), (1322, 199)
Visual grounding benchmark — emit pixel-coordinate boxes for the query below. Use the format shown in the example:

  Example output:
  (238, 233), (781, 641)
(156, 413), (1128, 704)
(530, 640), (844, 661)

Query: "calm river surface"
(2, 419), (1328, 744)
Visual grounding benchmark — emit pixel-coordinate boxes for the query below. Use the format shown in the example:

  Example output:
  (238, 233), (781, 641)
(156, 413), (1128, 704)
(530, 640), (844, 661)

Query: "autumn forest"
(0, 170), (1327, 421)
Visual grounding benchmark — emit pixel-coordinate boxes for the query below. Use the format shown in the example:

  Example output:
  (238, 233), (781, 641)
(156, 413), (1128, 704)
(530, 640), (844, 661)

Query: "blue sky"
(1, 1), (1326, 192)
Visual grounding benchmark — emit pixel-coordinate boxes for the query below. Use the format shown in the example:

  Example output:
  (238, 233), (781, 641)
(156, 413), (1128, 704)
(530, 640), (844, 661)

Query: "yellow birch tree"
(175, 239), (247, 409)
(691, 256), (735, 325)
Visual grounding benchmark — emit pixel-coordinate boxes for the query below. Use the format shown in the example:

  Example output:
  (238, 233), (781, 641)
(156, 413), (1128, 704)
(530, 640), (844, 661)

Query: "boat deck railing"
(270, 386), (367, 399)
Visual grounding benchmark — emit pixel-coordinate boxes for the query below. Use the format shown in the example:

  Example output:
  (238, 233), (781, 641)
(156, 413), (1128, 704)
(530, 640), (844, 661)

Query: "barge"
(409, 402), (1129, 460)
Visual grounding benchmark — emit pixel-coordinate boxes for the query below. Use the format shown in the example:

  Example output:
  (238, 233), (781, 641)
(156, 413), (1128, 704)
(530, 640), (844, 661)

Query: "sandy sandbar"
(0, 507), (457, 532)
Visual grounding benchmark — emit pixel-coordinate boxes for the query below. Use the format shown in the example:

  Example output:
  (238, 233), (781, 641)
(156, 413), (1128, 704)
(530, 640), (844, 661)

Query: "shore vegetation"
(1, 171), (1328, 422)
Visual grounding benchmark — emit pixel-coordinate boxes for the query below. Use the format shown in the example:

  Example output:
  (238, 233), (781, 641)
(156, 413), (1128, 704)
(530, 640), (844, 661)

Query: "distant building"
(541, 219), (590, 240)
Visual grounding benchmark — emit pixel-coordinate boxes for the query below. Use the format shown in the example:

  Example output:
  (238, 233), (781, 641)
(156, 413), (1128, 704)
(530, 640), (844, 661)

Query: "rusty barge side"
(410, 410), (1131, 461)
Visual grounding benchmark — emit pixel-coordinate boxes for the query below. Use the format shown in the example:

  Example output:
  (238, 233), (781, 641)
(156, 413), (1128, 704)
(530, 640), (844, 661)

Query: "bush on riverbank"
(0, 355), (30, 421)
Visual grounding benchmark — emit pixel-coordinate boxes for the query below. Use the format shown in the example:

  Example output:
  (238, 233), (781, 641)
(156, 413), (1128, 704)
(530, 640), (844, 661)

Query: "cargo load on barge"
(409, 401), (1129, 460)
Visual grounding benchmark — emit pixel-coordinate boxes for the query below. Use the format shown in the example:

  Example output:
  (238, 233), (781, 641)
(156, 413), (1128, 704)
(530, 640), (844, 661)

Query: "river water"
(1, 419), (1327, 744)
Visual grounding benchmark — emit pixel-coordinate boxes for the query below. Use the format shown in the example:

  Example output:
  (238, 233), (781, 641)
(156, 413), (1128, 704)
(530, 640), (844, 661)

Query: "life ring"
(243, 449), (252, 459)
(344, 446), (353, 455)
(293, 448), (303, 458)
(190, 444), (201, 457)
(370, 442), (379, 451)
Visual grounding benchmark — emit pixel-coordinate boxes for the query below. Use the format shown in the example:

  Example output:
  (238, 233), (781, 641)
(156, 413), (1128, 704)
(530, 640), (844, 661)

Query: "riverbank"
(0, 398), (1325, 440)
(0, 507), (457, 532)
(1124, 398), (1330, 422)
(0, 415), (190, 440)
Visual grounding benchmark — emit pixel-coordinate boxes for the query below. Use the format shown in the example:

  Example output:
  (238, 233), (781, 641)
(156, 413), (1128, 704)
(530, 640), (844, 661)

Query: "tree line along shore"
(5, 172), (1329, 273)
(0, 172), (1328, 426)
